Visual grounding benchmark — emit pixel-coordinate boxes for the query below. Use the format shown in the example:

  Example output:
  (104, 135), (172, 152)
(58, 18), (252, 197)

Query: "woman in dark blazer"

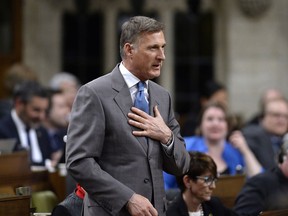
(167, 152), (238, 216)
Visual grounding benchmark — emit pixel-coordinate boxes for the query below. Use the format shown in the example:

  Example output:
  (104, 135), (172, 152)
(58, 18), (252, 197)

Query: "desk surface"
(0, 194), (31, 216)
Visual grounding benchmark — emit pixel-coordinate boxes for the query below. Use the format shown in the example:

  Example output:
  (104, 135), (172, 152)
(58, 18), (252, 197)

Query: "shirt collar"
(11, 109), (26, 130)
(119, 62), (148, 88)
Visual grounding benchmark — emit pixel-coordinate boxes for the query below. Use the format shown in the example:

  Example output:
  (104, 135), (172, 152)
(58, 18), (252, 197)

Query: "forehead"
(266, 100), (288, 112)
(28, 96), (49, 106)
(137, 31), (166, 45)
(204, 107), (225, 117)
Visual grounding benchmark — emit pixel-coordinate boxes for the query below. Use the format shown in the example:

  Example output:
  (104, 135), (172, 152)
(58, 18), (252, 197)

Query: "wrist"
(163, 132), (173, 146)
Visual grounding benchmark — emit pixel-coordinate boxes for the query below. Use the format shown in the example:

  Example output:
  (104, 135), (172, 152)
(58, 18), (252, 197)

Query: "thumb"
(153, 105), (160, 117)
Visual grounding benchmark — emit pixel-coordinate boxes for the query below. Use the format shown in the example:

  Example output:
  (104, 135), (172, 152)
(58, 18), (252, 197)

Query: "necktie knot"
(137, 81), (145, 92)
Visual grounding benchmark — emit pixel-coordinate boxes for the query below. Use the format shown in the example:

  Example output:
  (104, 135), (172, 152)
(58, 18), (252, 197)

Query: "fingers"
(127, 194), (158, 216)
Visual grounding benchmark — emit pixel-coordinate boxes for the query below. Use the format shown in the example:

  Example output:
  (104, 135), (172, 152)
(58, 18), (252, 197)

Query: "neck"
(182, 191), (202, 212)
(206, 139), (224, 153)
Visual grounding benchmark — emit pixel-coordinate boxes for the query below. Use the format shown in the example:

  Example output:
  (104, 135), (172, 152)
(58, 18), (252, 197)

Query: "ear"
(123, 43), (133, 57)
(183, 175), (191, 189)
(14, 98), (24, 108)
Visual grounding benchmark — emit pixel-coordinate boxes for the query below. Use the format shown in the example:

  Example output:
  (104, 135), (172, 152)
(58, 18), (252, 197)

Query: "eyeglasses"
(266, 112), (288, 120)
(195, 176), (218, 186)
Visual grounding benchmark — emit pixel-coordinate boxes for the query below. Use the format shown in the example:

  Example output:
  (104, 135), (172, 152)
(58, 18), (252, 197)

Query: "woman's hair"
(177, 151), (217, 192)
(195, 101), (228, 136)
(200, 80), (226, 100)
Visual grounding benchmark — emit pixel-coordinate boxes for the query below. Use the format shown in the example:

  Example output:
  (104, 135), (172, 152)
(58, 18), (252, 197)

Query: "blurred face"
(60, 81), (78, 109)
(262, 100), (288, 136)
(17, 96), (49, 128)
(124, 31), (166, 81)
(48, 94), (70, 128)
(200, 107), (228, 142)
(187, 171), (216, 202)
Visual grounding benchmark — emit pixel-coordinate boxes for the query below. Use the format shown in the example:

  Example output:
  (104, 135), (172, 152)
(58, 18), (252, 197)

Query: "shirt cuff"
(161, 133), (174, 154)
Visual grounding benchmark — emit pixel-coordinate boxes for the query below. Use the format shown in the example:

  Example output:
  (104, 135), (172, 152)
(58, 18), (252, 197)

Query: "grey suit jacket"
(66, 65), (190, 216)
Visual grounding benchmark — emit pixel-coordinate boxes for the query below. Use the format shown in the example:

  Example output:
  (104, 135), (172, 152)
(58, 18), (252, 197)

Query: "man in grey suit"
(66, 16), (190, 216)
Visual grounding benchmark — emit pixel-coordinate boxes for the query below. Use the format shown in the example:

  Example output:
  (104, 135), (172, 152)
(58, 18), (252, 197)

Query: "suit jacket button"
(144, 178), (150, 183)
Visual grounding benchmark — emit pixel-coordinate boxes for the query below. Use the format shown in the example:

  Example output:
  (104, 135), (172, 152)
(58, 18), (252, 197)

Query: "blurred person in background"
(0, 63), (38, 119)
(242, 98), (288, 170)
(245, 88), (284, 127)
(181, 80), (241, 137)
(164, 101), (262, 189)
(49, 72), (81, 194)
(43, 89), (70, 166)
(49, 72), (80, 111)
(166, 151), (238, 216)
(233, 137), (288, 215)
(0, 81), (54, 167)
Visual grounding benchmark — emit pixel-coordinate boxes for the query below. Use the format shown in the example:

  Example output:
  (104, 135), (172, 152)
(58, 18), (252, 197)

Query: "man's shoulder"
(0, 114), (14, 129)
(149, 80), (168, 92)
(242, 124), (265, 137)
(246, 168), (278, 186)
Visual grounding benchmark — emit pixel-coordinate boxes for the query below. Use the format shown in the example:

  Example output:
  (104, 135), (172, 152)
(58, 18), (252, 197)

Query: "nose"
(209, 181), (216, 189)
(158, 48), (165, 60)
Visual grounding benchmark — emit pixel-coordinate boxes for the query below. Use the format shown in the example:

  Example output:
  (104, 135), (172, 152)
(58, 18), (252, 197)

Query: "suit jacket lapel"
(111, 66), (149, 153)
(147, 81), (161, 155)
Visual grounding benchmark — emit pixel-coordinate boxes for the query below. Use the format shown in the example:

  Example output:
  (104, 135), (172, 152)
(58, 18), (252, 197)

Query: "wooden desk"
(0, 151), (66, 199)
(213, 174), (246, 208)
(259, 209), (288, 216)
(0, 195), (31, 216)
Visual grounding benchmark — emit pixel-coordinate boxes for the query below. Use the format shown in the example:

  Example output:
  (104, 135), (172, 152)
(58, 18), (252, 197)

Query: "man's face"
(127, 31), (166, 81)
(17, 96), (49, 128)
(262, 100), (288, 136)
(49, 93), (70, 128)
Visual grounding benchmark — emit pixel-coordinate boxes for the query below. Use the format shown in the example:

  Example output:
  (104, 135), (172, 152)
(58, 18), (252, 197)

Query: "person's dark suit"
(233, 167), (288, 216)
(66, 65), (190, 216)
(242, 124), (279, 170)
(0, 114), (53, 166)
(166, 194), (237, 216)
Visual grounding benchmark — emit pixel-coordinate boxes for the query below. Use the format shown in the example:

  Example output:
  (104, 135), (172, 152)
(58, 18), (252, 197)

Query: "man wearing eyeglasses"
(242, 98), (288, 170)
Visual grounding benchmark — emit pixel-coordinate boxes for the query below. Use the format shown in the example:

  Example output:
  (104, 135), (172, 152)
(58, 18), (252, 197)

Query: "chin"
(203, 196), (212, 201)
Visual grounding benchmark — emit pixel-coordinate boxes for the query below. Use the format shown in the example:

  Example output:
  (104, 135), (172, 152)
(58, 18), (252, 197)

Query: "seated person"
(245, 88), (284, 126)
(43, 89), (70, 166)
(0, 81), (54, 167)
(166, 151), (238, 216)
(233, 140), (288, 215)
(0, 63), (39, 119)
(181, 80), (229, 137)
(242, 98), (288, 170)
(164, 101), (262, 189)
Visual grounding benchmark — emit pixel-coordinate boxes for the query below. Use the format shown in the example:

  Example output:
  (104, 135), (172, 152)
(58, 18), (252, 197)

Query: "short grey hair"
(49, 72), (80, 90)
(119, 16), (165, 59)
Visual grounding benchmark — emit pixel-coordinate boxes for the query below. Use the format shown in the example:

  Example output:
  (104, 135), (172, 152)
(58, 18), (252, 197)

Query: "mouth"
(152, 63), (162, 69)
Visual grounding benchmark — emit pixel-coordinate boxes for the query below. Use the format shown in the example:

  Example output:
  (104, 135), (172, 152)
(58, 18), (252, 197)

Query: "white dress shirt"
(11, 109), (43, 163)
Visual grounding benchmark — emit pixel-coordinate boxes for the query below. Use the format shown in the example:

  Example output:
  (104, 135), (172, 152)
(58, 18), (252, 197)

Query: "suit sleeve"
(65, 85), (134, 215)
(233, 177), (266, 216)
